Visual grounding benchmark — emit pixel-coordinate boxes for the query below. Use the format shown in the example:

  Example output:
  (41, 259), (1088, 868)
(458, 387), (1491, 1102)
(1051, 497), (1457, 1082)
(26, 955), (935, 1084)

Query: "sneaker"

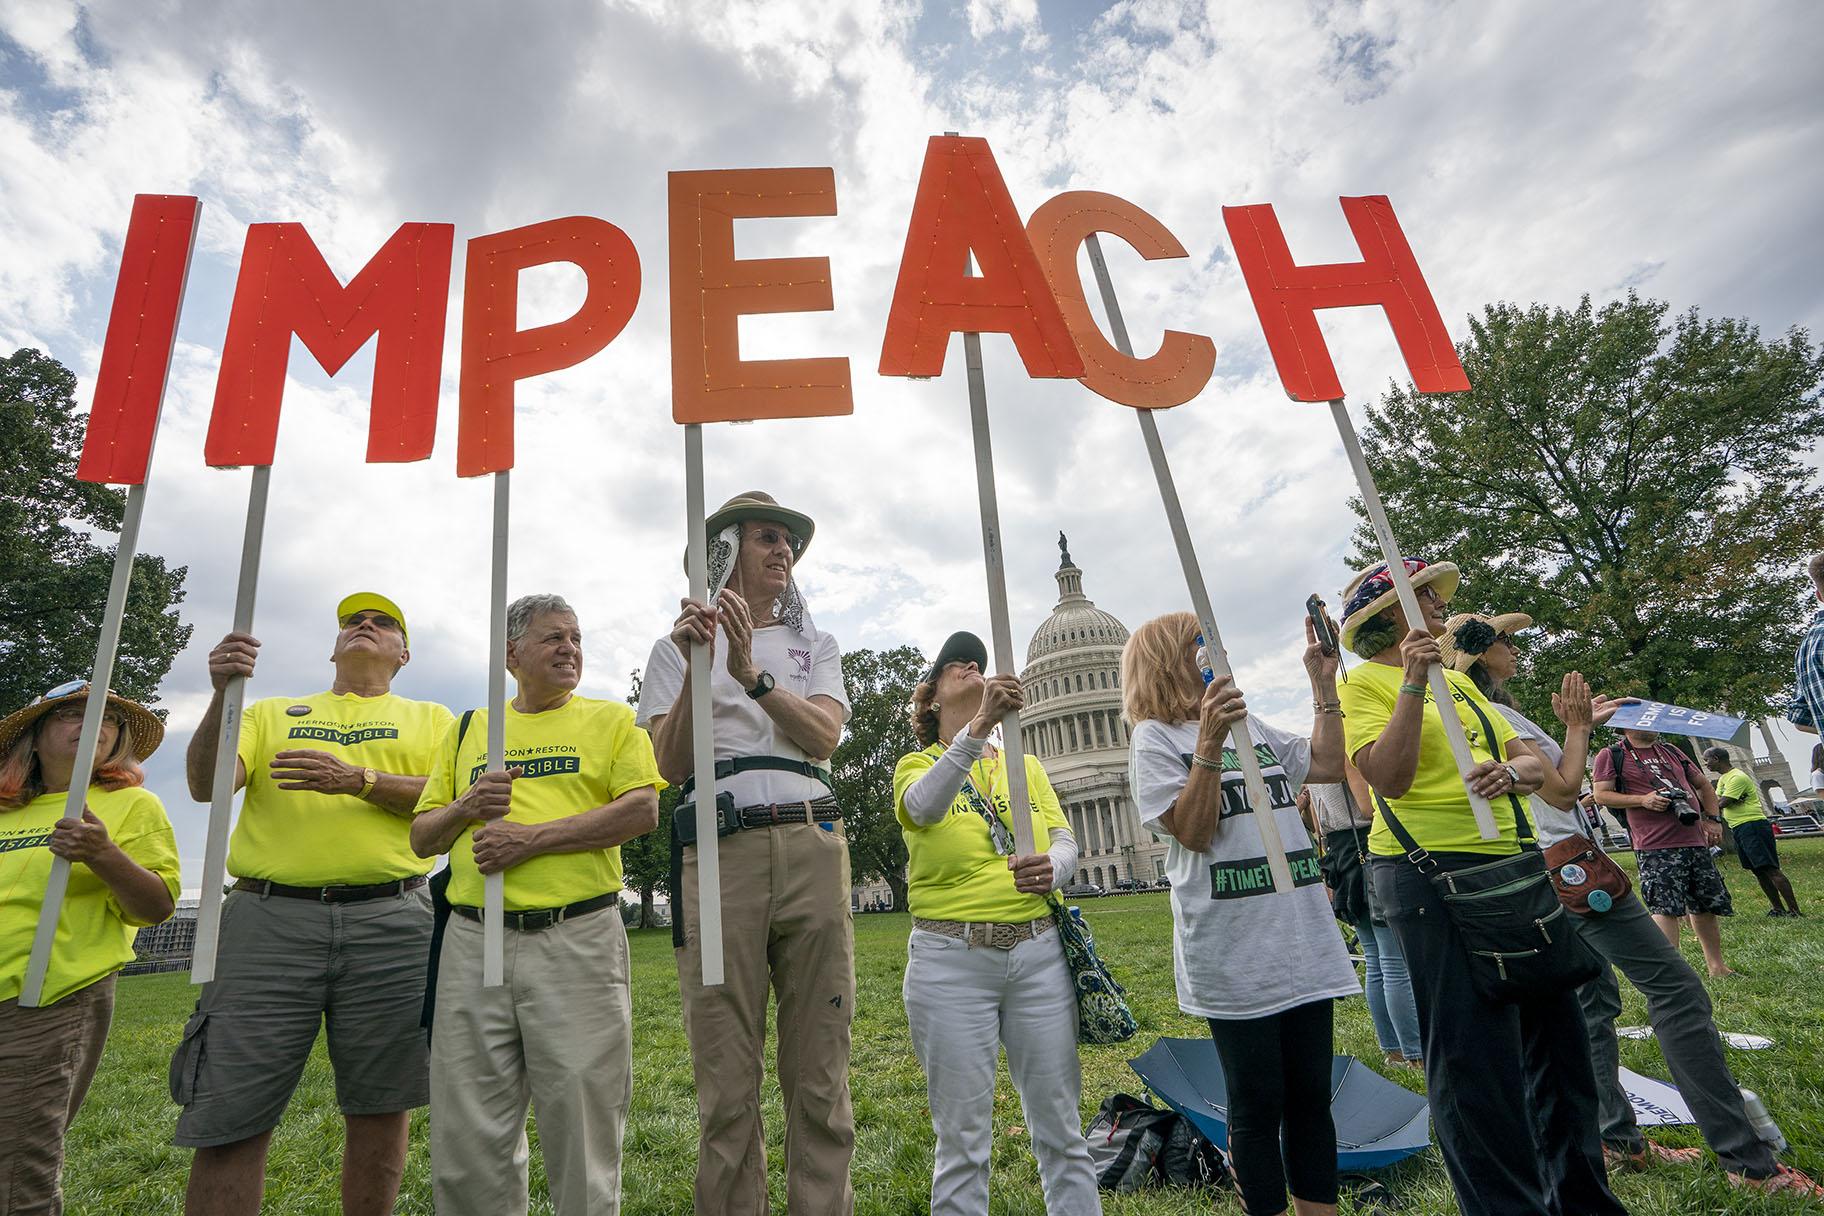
(1728, 1163), (1824, 1198)
(1605, 1140), (1702, 1171)
(1768, 907), (1793, 917)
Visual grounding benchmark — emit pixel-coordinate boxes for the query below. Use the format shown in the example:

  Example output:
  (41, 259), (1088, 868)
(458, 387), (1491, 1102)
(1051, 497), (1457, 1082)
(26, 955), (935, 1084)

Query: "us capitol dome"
(1019, 533), (1167, 889)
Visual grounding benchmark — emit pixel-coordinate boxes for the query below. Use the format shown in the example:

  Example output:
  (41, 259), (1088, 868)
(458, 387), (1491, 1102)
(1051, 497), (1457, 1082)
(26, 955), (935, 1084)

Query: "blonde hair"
(1122, 612), (1205, 726)
(0, 715), (145, 811)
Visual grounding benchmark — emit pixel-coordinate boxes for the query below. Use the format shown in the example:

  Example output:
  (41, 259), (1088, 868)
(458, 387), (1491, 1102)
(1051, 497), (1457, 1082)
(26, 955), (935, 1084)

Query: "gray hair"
(1701, 746), (1732, 766)
(505, 594), (576, 643)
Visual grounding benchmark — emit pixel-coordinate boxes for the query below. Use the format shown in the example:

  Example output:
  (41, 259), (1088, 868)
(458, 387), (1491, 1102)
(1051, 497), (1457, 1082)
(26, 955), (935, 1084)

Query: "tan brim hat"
(336, 591), (409, 646)
(1438, 611), (1535, 671)
(683, 489), (818, 574)
(1338, 561), (1461, 651)
(0, 683), (164, 762)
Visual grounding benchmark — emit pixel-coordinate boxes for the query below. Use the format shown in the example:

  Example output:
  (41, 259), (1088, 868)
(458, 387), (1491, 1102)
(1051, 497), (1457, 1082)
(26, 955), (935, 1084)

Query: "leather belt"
(452, 892), (617, 932)
(234, 875), (428, 904)
(677, 795), (844, 844)
(914, 916), (1053, 950)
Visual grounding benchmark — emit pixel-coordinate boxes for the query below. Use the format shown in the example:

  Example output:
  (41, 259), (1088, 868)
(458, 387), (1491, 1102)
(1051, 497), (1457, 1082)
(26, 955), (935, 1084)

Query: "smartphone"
(1306, 594), (1337, 657)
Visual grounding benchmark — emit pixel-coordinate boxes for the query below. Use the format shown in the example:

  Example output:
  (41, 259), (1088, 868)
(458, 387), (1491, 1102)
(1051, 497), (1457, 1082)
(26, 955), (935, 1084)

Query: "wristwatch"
(357, 767), (378, 799)
(746, 671), (775, 700)
(1500, 763), (1521, 789)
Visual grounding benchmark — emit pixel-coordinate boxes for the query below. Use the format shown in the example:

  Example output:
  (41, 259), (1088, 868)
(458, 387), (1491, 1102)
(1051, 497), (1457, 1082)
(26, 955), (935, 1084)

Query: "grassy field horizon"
(64, 840), (1824, 1213)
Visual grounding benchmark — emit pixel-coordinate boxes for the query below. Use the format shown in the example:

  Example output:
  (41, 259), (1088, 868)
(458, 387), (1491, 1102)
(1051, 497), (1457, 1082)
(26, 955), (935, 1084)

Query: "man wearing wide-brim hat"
(174, 593), (453, 1216)
(638, 490), (857, 1215)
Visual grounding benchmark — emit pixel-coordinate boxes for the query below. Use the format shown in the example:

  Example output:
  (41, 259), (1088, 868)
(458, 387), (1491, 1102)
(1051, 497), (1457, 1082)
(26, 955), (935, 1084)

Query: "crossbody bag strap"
(1457, 695), (1533, 843)
(1371, 692), (1532, 871)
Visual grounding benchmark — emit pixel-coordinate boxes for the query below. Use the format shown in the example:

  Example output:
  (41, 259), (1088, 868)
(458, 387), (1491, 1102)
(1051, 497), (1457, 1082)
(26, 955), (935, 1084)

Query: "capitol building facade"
(1021, 537), (1168, 889)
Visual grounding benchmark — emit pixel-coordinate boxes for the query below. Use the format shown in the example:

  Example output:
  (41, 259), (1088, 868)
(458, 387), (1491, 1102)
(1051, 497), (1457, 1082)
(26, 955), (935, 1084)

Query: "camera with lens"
(1660, 786), (1698, 827)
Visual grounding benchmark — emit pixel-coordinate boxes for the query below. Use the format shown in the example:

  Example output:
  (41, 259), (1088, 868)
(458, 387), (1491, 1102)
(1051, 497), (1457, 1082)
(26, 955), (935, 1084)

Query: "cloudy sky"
(4, 0), (1821, 882)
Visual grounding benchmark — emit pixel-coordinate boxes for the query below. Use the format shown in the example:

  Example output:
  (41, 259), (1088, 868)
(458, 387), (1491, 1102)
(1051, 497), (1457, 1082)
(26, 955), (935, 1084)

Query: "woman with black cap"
(1334, 558), (1625, 1216)
(0, 681), (180, 1213)
(894, 631), (1098, 1215)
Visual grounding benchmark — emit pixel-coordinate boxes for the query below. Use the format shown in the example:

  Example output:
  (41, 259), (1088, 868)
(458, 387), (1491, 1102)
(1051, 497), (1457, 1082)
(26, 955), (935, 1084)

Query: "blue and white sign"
(1606, 699), (1750, 748)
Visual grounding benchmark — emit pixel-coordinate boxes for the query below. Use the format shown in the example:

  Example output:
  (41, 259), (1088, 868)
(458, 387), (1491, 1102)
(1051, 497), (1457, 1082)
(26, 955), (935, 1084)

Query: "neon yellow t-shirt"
(894, 745), (1070, 922)
(414, 696), (664, 910)
(1338, 661), (1529, 857)
(0, 785), (181, 1006)
(1715, 769), (1766, 828)
(231, 691), (454, 884)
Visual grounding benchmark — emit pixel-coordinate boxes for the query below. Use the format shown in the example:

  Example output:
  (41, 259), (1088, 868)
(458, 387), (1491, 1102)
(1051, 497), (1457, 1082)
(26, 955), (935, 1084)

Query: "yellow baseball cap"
(336, 592), (410, 646)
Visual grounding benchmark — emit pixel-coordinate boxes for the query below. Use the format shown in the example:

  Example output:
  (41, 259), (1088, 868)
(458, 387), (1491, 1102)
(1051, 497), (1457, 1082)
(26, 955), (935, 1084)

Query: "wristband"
(1398, 683), (1427, 698)
(1313, 701), (1344, 716)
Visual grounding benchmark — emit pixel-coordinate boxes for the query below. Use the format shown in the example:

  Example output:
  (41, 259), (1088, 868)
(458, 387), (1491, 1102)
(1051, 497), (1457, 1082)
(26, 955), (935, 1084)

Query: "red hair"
(0, 718), (144, 811)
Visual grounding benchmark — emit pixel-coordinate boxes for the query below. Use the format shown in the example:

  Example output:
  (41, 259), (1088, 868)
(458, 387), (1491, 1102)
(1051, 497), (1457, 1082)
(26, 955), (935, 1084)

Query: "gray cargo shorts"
(170, 884), (433, 1147)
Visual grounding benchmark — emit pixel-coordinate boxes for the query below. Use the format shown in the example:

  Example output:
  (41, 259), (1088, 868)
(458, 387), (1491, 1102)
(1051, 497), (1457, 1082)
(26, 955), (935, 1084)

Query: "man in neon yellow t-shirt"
(1703, 747), (1801, 917)
(174, 592), (451, 1216)
(412, 593), (662, 1216)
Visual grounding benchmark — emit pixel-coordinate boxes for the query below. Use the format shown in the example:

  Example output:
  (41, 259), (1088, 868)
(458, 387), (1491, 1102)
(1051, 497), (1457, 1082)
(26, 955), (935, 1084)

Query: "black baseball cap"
(922, 631), (989, 686)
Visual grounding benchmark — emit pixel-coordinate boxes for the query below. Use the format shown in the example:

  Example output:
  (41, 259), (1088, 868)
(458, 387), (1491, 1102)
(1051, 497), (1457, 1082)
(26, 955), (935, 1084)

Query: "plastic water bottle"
(1194, 634), (1215, 686)
(1741, 1088), (1788, 1153)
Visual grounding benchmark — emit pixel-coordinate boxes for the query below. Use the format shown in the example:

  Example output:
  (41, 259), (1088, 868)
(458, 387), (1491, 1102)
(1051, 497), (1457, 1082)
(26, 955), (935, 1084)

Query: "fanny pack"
(1375, 697), (1600, 1004)
(1542, 833), (1632, 916)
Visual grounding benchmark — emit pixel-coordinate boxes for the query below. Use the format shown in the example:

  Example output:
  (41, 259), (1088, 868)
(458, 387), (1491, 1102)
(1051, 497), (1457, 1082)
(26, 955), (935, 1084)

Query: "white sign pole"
(1082, 234), (1296, 892)
(960, 329), (1039, 856)
(483, 470), (509, 986)
(19, 482), (153, 1006)
(189, 464), (273, 986)
(683, 423), (725, 986)
(1329, 398), (1498, 839)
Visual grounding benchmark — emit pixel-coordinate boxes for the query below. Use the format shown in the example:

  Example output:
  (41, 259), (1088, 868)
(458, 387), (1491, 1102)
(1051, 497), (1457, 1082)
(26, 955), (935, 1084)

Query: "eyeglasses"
(1415, 585), (1447, 605)
(49, 703), (123, 727)
(746, 526), (805, 556)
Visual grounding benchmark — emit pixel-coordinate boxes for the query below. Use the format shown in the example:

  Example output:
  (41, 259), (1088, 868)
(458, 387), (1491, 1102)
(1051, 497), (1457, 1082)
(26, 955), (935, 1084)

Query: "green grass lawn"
(66, 839), (1824, 1214)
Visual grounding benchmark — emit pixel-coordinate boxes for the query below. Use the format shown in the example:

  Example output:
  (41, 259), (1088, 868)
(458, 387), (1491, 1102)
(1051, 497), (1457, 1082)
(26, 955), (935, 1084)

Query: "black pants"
(1374, 856), (1627, 1216)
(1206, 999), (1338, 1215)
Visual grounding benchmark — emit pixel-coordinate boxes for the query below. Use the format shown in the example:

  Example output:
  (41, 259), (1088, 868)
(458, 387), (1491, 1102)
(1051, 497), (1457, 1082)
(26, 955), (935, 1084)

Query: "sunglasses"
(746, 526), (805, 556)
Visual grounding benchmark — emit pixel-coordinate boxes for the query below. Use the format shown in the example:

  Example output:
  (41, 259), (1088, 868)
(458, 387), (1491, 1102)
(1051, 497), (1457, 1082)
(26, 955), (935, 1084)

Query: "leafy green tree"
(0, 348), (192, 712)
(620, 668), (674, 927)
(1352, 295), (1824, 729)
(831, 645), (925, 911)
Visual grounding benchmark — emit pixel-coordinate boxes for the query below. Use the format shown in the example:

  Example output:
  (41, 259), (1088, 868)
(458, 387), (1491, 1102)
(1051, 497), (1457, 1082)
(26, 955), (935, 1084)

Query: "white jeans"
(903, 927), (1102, 1215)
(430, 908), (633, 1216)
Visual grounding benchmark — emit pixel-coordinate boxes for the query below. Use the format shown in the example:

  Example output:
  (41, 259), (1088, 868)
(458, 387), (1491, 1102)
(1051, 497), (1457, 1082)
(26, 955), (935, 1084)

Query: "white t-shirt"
(1308, 782), (1370, 834)
(637, 622), (850, 805)
(1494, 704), (1584, 847)
(1129, 716), (1359, 1020)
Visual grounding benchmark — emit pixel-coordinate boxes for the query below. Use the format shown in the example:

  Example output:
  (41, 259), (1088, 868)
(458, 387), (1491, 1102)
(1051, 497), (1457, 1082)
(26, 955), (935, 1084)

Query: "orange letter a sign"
(879, 135), (1082, 379)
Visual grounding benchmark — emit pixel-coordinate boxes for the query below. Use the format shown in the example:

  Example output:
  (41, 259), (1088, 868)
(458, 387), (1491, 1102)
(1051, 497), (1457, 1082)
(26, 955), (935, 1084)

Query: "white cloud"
(2, 0), (1820, 878)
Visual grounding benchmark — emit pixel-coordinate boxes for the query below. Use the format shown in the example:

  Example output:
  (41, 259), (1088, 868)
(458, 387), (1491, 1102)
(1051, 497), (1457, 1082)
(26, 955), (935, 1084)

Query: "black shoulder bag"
(1374, 696), (1600, 1005)
(1316, 784), (1372, 926)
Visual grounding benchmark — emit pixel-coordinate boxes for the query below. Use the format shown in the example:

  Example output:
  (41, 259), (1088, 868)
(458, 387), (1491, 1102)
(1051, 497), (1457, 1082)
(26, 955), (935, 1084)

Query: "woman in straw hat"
(1121, 609), (1356, 1216)
(1334, 560), (1625, 1216)
(1440, 614), (1821, 1198)
(894, 630), (1099, 1215)
(0, 681), (180, 1213)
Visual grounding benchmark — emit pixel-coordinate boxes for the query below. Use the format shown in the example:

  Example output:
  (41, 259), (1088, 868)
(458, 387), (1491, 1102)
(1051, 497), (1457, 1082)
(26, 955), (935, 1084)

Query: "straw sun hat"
(1337, 559), (1461, 652)
(1438, 612), (1535, 672)
(0, 681), (164, 761)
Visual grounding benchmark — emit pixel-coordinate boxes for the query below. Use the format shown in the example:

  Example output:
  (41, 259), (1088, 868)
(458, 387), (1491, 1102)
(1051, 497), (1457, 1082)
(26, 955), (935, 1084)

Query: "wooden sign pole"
(483, 470), (510, 986)
(683, 423), (726, 986)
(1329, 398), (1498, 838)
(188, 465), (273, 984)
(19, 482), (153, 1006)
(1081, 234), (1295, 892)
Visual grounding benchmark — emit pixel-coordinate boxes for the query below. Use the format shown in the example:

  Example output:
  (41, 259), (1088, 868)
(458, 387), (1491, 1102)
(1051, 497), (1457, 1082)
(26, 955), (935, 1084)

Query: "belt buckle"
(320, 886), (335, 904)
(987, 923), (1016, 949)
(521, 909), (557, 932)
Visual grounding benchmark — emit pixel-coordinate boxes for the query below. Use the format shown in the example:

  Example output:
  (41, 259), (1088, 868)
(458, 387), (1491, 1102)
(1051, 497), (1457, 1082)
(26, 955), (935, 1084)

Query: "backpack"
(1085, 1093), (1229, 1192)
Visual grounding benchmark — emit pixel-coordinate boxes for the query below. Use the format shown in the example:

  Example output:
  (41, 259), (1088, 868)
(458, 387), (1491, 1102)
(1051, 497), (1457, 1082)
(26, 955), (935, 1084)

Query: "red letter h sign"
(1222, 196), (1469, 402)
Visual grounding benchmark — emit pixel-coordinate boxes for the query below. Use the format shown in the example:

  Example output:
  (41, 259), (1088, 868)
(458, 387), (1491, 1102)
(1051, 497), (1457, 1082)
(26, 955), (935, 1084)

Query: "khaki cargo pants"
(677, 822), (856, 1215)
(0, 976), (114, 1216)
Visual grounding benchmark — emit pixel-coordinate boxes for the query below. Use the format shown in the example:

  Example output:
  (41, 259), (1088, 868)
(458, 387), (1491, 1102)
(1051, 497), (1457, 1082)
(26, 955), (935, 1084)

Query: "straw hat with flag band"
(1438, 612), (1535, 673)
(1337, 558), (1460, 652)
(336, 591), (411, 646)
(0, 681), (165, 762)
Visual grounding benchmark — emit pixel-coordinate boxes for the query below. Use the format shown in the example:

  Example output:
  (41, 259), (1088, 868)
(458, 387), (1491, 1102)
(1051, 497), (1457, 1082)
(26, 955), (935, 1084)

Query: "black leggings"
(1206, 999), (1338, 1215)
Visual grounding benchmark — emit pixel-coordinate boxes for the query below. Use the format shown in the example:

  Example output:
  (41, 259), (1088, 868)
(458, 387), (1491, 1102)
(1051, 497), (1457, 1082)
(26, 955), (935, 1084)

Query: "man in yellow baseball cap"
(174, 592), (451, 1213)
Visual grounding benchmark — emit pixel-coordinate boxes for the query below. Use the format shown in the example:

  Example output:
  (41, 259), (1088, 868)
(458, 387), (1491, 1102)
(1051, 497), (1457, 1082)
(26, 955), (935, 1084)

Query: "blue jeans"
(1355, 917), (1423, 1061)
